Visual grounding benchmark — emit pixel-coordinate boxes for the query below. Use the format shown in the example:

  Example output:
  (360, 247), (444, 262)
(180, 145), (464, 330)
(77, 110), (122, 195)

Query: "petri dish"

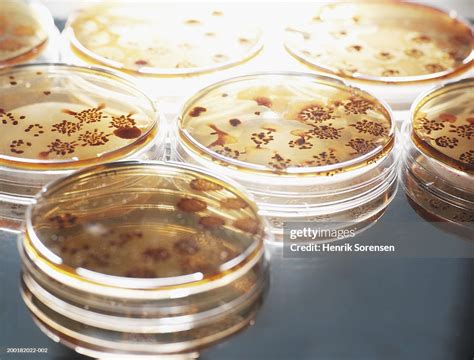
(284, 2), (473, 110)
(20, 160), (269, 358)
(0, 64), (164, 231)
(66, 3), (262, 76)
(0, 0), (58, 67)
(175, 72), (399, 237)
(401, 78), (473, 230)
(62, 3), (263, 108)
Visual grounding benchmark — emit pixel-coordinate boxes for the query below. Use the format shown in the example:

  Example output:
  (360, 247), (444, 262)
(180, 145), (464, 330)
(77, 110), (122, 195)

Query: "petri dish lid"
(66, 3), (262, 76)
(23, 161), (265, 290)
(0, 1), (49, 67)
(284, 2), (473, 84)
(411, 78), (474, 175)
(0, 64), (158, 170)
(179, 73), (395, 176)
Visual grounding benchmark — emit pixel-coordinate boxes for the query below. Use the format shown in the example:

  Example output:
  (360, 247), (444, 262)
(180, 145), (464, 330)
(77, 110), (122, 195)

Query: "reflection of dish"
(284, 2), (473, 84)
(20, 161), (269, 358)
(67, 3), (262, 76)
(0, 1), (49, 66)
(402, 165), (473, 236)
(24, 284), (265, 358)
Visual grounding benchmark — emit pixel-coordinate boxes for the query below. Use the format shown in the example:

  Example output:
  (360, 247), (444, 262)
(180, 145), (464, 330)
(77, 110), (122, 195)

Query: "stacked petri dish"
(0, 64), (165, 231)
(174, 73), (399, 238)
(61, 2), (263, 110)
(20, 161), (270, 358)
(0, 0), (59, 67)
(284, 1), (473, 111)
(401, 78), (473, 231)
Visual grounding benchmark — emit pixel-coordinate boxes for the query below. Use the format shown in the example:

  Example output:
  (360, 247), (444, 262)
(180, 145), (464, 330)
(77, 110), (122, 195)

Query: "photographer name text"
(289, 243), (396, 253)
